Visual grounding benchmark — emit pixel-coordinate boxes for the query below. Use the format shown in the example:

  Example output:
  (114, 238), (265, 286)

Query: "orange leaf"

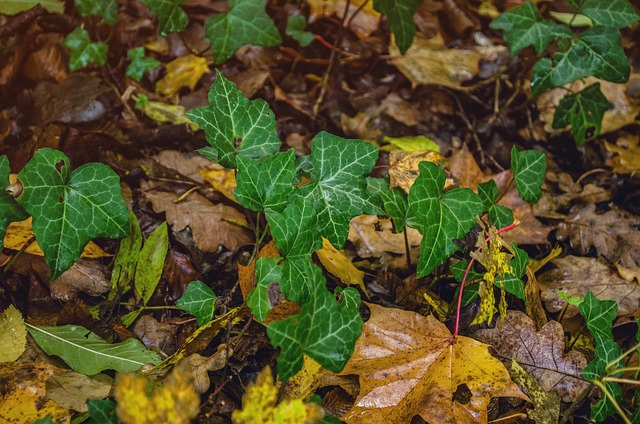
(340, 304), (528, 423)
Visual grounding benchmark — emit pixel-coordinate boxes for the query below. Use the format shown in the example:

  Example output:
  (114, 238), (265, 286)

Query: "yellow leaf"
(200, 164), (238, 203)
(115, 361), (199, 424)
(340, 304), (528, 423)
(0, 305), (26, 362)
(232, 366), (323, 424)
(317, 238), (368, 298)
(156, 54), (209, 98)
(0, 362), (71, 423)
(388, 149), (450, 193)
(510, 360), (560, 424)
(383, 135), (441, 153)
(4, 217), (110, 258)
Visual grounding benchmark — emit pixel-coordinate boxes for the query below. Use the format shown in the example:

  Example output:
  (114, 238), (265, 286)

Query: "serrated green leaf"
(477, 180), (513, 229)
(247, 257), (283, 322)
(0, 0), (64, 15)
(134, 222), (168, 305)
(139, 0), (187, 36)
(267, 265), (362, 381)
(126, 47), (160, 82)
(16, 148), (129, 280)
(176, 280), (216, 326)
(187, 70), (281, 169)
(74, 0), (117, 25)
(510, 147), (546, 204)
(63, 27), (108, 72)
(26, 323), (161, 375)
(567, 0), (639, 29)
(407, 161), (482, 278)
(0, 156), (29, 250)
(552, 83), (611, 145)
(531, 26), (630, 95)
(109, 211), (142, 300)
(235, 150), (296, 213)
(204, 0), (282, 64)
(266, 200), (322, 303)
(373, 0), (422, 55)
(291, 132), (380, 248)
(286, 15), (315, 47)
(490, 1), (572, 56)
(87, 399), (117, 424)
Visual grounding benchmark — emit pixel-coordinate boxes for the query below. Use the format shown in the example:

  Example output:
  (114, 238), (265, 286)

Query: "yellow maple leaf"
(317, 238), (368, 298)
(232, 366), (323, 424)
(114, 361), (199, 424)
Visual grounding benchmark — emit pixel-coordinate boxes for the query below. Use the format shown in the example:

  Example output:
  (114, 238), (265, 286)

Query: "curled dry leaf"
(347, 215), (421, 260)
(556, 204), (640, 269)
(144, 191), (252, 252)
(340, 303), (527, 423)
(538, 255), (640, 317)
(472, 310), (588, 403)
(188, 344), (232, 393)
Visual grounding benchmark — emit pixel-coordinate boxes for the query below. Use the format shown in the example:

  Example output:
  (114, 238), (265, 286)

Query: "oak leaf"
(340, 304), (527, 423)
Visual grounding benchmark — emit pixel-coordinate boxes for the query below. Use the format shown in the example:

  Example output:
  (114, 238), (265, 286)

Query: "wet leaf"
(16, 149), (129, 279)
(26, 323), (162, 375)
(204, 0), (281, 64)
(340, 304), (527, 423)
(63, 27), (108, 72)
(176, 280), (217, 326)
(134, 222), (168, 305)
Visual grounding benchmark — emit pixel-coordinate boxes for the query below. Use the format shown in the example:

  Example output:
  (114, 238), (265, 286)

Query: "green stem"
(592, 379), (631, 424)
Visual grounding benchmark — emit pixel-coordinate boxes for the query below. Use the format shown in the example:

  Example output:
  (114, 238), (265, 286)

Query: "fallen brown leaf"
(472, 310), (588, 403)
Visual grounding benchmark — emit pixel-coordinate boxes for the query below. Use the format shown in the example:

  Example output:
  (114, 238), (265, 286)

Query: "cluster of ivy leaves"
(490, 0), (639, 145)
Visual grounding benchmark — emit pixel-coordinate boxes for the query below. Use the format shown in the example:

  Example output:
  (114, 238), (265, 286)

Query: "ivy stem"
(602, 377), (640, 386)
(606, 343), (640, 374)
(592, 380), (631, 424)
(452, 220), (520, 339)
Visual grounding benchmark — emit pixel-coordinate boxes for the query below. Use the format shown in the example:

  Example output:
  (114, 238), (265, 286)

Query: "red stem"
(452, 221), (520, 339)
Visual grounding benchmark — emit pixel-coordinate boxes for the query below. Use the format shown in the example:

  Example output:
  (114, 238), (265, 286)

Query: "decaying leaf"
(45, 369), (113, 412)
(556, 204), (640, 269)
(187, 344), (232, 394)
(0, 361), (71, 423)
(115, 361), (199, 424)
(473, 310), (588, 403)
(605, 134), (640, 174)
(317, 237), (368, 297)
(200, 164), (238, 203)
(232, 366), (324, 424)
(347, 215), (421, 263)
(340, 304), (528, 423)
(510, 360), (560, 424)
(388, 149), (449, 193)
(538, 255), (640, 317)
(144, 190), (252, 252)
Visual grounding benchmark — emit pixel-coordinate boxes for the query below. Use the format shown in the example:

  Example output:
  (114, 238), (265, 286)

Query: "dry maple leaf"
(472, 310), (588, 403)
(339, 304), (528, 423)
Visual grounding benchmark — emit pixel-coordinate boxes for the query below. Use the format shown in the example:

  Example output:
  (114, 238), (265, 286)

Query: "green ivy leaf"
(578, 292), (623, 421)
(286, 15), (315, 47)
(500, 244), (528, 300)
(365, 177), (407, 232)
(567, 0), (639, 29)
(204, 0), (282, 64)
(373, 0), (422, 55)
(187, 70), (281, 169)
(407, 161), (482, 278)
(87, 399), (117, 424)
(134, 222), (168, 305)
(531, 26), (630, 95)
(16, 149), (129, 280)
(510, 147), (546, 204)
(235, 150), (296, 213)
(247, 257), (283, 322)
(291, 132), (380, 248)
(26, 323), (161, 375)
(140, 0), (187, 36)
(490, 1), (572, 56)
(477, 180), (513, 229)
(266, 200), (322, 303)
(126, 47), (160, 82)
(176, 280), (217, 326)
(552, 83), (611, 145)
(74, 0), (117, 25)
(63, 27), (108, 72)
(0, 156), (29, 250)
(267, 265), (362, 381)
